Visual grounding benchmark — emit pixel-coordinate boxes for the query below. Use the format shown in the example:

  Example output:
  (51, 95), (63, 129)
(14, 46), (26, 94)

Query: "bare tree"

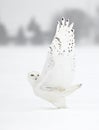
(0, 22), (9, 45)
(27, 18), (44, 44)
(94, 6), (99, 44)
(14, 27), (27, 45)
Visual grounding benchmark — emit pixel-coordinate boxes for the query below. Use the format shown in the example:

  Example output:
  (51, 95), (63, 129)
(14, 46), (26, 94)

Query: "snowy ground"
(0, 45), (99, 130)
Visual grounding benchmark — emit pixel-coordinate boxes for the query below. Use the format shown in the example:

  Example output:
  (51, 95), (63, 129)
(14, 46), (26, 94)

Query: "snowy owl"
(28, 17), (81, 108)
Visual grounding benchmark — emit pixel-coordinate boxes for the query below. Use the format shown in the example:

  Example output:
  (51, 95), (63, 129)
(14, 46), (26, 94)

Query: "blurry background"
(0, 0), (99, 130)
(0, 0), (99, 46)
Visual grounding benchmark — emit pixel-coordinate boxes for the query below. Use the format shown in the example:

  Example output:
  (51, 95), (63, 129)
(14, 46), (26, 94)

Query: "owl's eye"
(37, 74), (39, 76)
(31, 74), (34, 76)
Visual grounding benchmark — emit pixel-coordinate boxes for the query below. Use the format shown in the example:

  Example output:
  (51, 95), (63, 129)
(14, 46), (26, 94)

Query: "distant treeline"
(0, 8), (99, 45)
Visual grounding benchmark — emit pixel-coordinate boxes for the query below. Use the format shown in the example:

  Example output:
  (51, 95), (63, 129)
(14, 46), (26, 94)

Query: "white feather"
(28, 17), (81, 108)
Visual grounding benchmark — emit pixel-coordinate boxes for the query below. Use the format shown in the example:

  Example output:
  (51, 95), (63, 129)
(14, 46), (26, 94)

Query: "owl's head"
(28, 71), (40, 87)
(28, 71), (40, 80)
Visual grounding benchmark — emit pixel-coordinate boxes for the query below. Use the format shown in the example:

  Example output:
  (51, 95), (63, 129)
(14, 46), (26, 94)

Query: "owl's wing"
(41, 17), (75, 75)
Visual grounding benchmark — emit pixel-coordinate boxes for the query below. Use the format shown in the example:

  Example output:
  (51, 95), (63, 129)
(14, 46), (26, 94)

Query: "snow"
(0, 45), (99, 130)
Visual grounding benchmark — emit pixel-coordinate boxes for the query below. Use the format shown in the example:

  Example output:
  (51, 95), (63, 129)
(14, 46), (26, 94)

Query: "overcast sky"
(0, 0), (99, 34)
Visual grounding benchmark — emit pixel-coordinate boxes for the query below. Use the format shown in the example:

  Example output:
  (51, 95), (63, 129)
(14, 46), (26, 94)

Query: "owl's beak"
(35, 78), (37, 80)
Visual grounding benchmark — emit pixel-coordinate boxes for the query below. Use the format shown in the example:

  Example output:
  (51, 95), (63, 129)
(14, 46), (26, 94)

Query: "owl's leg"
(63, 84), (82, 96)
(52, 97), (66, 109)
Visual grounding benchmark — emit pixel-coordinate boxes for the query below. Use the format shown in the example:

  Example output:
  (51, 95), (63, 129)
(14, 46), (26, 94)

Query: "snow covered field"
(0, 45), (99, 130)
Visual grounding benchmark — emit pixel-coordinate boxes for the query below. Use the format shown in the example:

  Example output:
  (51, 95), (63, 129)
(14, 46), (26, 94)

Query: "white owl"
(28, 17), (81, 108)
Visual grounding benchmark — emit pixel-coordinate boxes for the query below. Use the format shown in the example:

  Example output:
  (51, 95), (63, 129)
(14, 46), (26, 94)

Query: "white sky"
(0, 0), (99, 34)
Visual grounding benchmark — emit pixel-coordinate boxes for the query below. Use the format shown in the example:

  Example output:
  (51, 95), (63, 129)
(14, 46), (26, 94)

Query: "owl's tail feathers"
(62, 84), (82, 96)
(52, 84), (81, 108)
